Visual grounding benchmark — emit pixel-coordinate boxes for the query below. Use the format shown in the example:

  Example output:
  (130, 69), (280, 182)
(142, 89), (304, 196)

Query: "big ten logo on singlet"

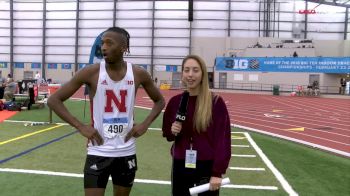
(103, 89), (129, 138)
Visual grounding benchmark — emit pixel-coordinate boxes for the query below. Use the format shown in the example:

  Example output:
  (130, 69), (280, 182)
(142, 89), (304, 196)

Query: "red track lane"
(230, 114), (350, 145)
(42, 86), (349, 156)
(228, 107), (350, 132)
(229, 111), (350, 138)
(134, 89), (350, 157)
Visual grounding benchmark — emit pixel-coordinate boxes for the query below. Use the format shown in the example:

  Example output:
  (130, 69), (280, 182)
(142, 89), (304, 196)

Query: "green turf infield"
(1, 100), (349, 195)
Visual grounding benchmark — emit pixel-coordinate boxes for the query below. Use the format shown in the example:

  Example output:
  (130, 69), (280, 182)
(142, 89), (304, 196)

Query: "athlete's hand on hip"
(125, 123), (148, 142)
(209, 176), (222, 191)
(79, 125), (103, 146)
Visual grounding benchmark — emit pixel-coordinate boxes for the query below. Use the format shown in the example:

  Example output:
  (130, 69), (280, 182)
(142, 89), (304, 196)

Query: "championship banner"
(139, 64), (148, 70)
(166, 65), (178, 72)
(61, 63), (72, 69)
(215, 57), (350, 73)
(14, 62), (24, 68)
(89, 32), (104, 64)
(0, 62), (7, 68)
(31, 63), (41, 69)
(78, 63), (87, 70)
(85, 31), (105, 95)
(48, 63), (57, 69)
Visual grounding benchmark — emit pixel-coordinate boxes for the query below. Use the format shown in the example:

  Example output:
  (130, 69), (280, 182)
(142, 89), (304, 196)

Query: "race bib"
(103, 117), (128, 138)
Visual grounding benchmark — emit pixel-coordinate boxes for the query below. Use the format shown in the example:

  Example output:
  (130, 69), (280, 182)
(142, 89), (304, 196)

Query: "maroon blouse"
(162, 93), (231, 177)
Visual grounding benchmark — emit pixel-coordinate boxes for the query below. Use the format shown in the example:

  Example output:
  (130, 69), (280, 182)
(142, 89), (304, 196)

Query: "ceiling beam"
(305, 0), (350, 8)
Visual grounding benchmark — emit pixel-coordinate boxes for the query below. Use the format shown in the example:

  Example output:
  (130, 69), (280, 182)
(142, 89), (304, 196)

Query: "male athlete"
(48, 27), (165, 196)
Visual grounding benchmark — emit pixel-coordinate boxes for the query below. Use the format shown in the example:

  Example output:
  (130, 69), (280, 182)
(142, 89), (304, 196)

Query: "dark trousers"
(0, 87), (4, 99)
(172, 159), (219, 196)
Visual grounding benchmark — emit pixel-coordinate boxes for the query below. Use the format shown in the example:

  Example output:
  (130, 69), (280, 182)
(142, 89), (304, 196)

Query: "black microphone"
(175, 91), (189, 123)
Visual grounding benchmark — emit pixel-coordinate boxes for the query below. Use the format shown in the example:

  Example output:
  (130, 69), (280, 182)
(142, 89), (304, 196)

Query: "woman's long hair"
(181, 55), (212, 133)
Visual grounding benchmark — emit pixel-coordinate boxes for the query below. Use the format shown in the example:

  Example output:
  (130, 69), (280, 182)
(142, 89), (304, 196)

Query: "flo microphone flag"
(175, 91), (189, 123)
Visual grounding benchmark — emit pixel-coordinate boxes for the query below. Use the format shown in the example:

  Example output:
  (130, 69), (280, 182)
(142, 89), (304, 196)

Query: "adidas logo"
(90, 164), (98, 170)
(101, 80), (108, 85)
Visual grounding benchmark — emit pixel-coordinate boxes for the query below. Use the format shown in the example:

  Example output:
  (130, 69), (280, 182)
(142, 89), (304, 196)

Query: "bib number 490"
(108, 124), (124, 133)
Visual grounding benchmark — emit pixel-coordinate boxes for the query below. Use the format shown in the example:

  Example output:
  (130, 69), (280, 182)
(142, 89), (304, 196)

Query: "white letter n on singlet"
(105, 90), (127, 112)
(128, 159), (136, 169)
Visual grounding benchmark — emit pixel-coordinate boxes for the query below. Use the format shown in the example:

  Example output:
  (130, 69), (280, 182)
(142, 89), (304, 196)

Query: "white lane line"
(232, 119), (350, 146)
(3, 120), (161, 131)
(229, 167), (265, 171)
(231, 131), (247, 134)
(135, 105), (165, 113)
(243, 132), (299, 196)
(223, 184), (278, 190)
(234, 124), (350, 157)
(0, 168), (278, 190)
(231, 154), (256, 158)
(231, 145), (250, 148)
(4, 120), (69, 126)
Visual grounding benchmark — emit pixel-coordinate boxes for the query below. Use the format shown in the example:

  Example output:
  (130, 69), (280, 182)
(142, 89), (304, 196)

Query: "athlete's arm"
(47, 64), (103, 145)
(125, 66), (165, 142)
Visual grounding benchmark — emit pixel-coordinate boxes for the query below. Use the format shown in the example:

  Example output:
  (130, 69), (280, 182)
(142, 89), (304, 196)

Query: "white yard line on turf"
(243, 132), (299, 196)
(4, 120), (68, 125)
(231, 154), (256, 157)
(231, 145), (250, 148)
(234, 124), (350, 157)
(0, 168), (278, 190)
(229, 167), (265, 171)
(223, 184), (278, 190)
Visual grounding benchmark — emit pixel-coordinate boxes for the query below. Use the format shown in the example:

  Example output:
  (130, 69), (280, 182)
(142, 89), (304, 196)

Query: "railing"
(160, 80), (345, 95)
(215, 82), (345, 94)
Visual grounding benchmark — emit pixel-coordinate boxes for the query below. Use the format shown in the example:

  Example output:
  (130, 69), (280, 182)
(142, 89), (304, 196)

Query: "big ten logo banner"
(216, 57), (350, 73)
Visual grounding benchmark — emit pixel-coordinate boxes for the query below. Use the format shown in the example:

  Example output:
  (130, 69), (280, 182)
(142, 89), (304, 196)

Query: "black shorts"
(172, 159), (219, 196)
(84, 154), (137, 188)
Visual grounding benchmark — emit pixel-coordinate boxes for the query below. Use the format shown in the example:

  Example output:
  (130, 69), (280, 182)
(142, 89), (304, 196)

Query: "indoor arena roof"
(306, 0), (350, 8)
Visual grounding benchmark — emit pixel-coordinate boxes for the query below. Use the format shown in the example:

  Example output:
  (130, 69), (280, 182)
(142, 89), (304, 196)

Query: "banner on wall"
(62, 63), (72, 69)
(48, 63), (57, 69)
(139, 64), (148, 70)
(0, 62), (7, 68)
(166, 65), (178, 72)
(215, 57), (350, 73)
(31, 63), (41, 69)
(78, 63), (87, 69)
(89, 32), (104, 64)
(85, 31), (104, 96)
(14, 62), (24, 68)
(155, 65), (166, 71)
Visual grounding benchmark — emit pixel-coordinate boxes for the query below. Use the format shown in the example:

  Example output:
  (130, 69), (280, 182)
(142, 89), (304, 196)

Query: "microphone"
(175, 91), (189, 123)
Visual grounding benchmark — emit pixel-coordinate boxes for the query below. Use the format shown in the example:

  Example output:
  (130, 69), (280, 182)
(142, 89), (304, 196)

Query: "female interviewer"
(162, 55), (231, 196)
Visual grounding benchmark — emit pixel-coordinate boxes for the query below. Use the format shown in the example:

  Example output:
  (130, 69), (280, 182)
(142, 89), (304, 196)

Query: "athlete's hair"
(105, 27), (130, 54)
(181, 55), (212, 133)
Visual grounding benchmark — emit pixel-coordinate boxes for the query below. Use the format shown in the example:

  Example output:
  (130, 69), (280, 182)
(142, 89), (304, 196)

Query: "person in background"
(312, 80), (320, 96)
(154, 77), (159, 88)
(296, 85), (304, 96)
(162, 55), (231, 196)
(4, 78), (17, 101)
(48, 27), (165, 196)
(0, 75), (5, 99)
(340, 78), (346, 95)
(292, 51), (298, 57)
(34, 71), (41, 85)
